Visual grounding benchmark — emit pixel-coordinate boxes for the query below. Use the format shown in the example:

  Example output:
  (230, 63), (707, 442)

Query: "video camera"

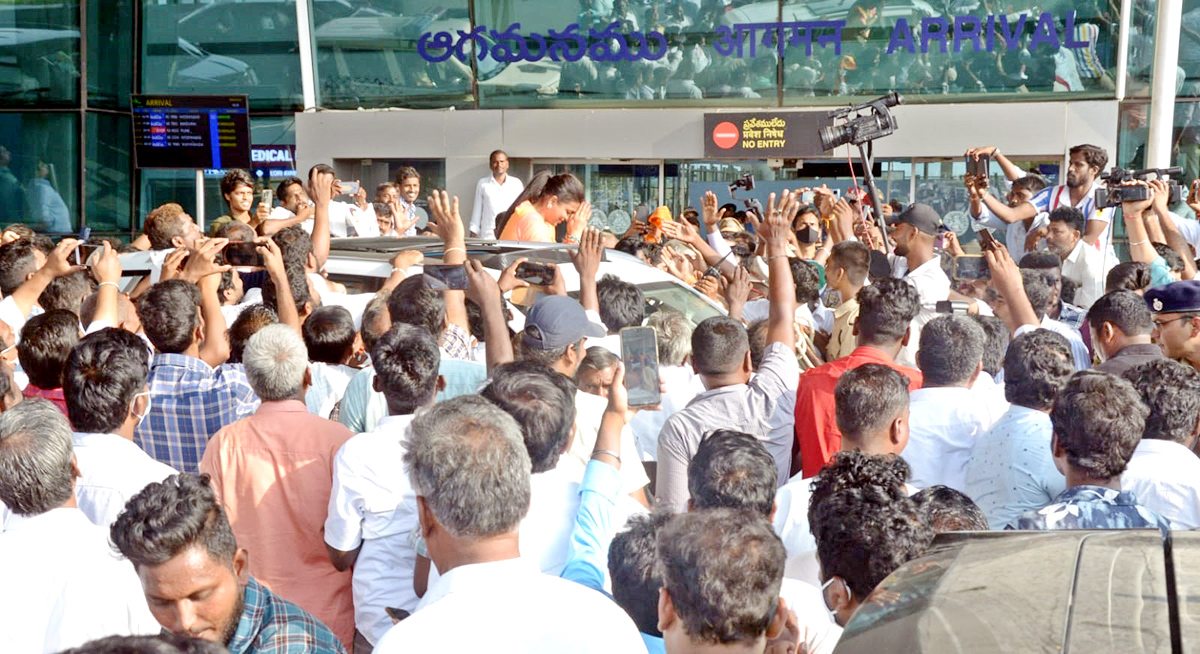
(728, 173), (764, 216)
(1095, 166), (1185, 208)
(819, 93), (903, 151)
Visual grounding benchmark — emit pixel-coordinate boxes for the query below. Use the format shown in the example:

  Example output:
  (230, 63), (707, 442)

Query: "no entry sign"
(703, 112), (831, 159)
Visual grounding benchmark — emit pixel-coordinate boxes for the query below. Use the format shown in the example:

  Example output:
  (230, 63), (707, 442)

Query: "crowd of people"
(3, 138), (1200, 654)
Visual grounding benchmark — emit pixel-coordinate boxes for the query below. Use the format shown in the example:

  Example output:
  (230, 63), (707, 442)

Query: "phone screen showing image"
(422, 264), (469, 291)
(621, 326), (661, 408)
(223, 241), (265, 267)
(953, 255), (991, 280)
(516, 262), (556, 286)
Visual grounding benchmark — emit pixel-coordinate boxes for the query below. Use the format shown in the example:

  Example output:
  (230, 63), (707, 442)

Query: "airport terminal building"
(0, 0), (1192, 239)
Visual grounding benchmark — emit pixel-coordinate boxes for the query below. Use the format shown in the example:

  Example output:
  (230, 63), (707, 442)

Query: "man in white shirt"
(658, 509), (792, 654)
(1042, 206), (1106, 309)
(470, 150), (524, 239)
(482, 364), (641, 575)
(970, 315), (1011, 416)
(889, 203), (952, 368)
(965, 330), (1073, 528)
(967, 166), (1050, 265)
(372, 395), (645, 653)
(775, 364), (917, 588)
(906, 315), (1001, 493)
(687, 431), (842, 653)
(1120, 359), (1200, 529)
(64, 328), (176, 528)
(325, 324), (444, 651)
(977, 144), (1117, 271)
(0, 399), (159, 652)
(302, 306), (365, 419)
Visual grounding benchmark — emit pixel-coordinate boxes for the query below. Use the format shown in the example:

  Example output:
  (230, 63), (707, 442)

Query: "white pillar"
(1115, 0), (1133, 100)
(1146, 0), (1183, 168)
(295, 0), (318, 111)
(195, 169), (206, 231)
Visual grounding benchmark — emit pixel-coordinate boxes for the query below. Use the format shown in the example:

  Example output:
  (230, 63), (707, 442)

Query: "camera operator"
(976, 145), (1116, 273)
(1120, 180), (1198, 288)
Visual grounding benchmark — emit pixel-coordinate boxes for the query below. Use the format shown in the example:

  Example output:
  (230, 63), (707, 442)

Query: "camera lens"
(819, 124), (851, 151)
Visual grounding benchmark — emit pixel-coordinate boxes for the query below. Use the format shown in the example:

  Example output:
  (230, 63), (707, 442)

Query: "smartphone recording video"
(340, 180), (361, 197)
(967, 154), (990, 178)
(953, 254), (991, 280)
(422, 264), (469, 291)
(515, 262), (556, 286)
(75, 244), (102, 266)
(223, 241), (265, 267)
(620, 326), (661, 408)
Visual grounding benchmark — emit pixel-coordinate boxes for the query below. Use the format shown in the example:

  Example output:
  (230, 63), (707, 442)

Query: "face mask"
(132, 391), (152, 427)
(820, 576), (852, 626)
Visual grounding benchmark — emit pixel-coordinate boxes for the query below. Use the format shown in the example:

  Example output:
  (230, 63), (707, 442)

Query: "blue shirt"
(134, 354), (259, 472)
(965, 405), (1066, 529)
(338, 358), (487, 433)
(1010, 485), (1173, 531)
(1041, 317), (1091, 371)
(561, 460), (663, 651)
(227, 576), (346, 654)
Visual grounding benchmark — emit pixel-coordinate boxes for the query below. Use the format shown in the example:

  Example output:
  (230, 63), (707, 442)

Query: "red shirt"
(793, 346), (922, 478)
(23, 386), (68, 416)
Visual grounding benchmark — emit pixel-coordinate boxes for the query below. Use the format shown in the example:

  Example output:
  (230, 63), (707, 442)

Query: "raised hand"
(181, 237), (232, 282)
(427, 190), (466, 245)
(701, 190), (720, 228)
(570, 227), (603, 280)
(43, 238), (84, 278)
(725, 265), (751, 320)
(90, 241), (122, 285)
(497, 257), (531, 293)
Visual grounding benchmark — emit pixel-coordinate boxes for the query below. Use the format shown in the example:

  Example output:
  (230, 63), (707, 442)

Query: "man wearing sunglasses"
(1145, 280), (1200, 374)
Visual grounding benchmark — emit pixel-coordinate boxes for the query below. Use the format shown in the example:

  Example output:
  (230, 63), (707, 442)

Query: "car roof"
(836, 530), (1200, 653)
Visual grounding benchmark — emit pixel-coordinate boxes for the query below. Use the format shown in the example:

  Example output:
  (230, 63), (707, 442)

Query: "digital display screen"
(132, 95), (250, 170)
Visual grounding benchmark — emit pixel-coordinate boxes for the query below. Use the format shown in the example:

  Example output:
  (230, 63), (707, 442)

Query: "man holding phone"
(971, 144), (1116, 273)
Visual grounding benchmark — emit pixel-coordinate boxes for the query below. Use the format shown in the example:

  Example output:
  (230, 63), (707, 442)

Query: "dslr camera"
(1095, 166), (1184, 208)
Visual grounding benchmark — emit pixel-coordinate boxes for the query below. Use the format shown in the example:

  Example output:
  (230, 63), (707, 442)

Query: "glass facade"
(0, 0), (1151, 239)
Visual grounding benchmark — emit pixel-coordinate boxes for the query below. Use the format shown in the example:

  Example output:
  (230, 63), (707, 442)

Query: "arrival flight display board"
(132, 95), (250, 170)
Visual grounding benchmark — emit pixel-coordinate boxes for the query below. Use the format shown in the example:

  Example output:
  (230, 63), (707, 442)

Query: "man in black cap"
(513, 293), (652, 505)
(889, 202), (951, 368)
(1145, 280), (1200, 374)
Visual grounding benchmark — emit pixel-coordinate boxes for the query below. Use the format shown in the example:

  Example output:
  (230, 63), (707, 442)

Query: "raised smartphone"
(620, 326), (661, 408)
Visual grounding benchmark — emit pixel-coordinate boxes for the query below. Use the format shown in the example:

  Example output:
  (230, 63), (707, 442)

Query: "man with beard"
(1041, 206), (1106, 309)
(978, 144), (1117, 275)
(888, 203), (951, 368)
(111, 473), (346, 653)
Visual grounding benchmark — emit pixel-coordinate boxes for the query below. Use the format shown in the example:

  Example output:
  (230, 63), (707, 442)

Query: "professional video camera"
(819, 92), (904, 151)
(1095, 166), (1184, 209)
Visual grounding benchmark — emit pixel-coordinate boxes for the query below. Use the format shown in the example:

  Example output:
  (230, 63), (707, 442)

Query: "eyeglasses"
(1153, 316), (1192, 330)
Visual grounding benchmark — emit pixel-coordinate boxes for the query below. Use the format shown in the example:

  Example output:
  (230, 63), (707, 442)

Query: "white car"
(118, 237), (726, 329)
